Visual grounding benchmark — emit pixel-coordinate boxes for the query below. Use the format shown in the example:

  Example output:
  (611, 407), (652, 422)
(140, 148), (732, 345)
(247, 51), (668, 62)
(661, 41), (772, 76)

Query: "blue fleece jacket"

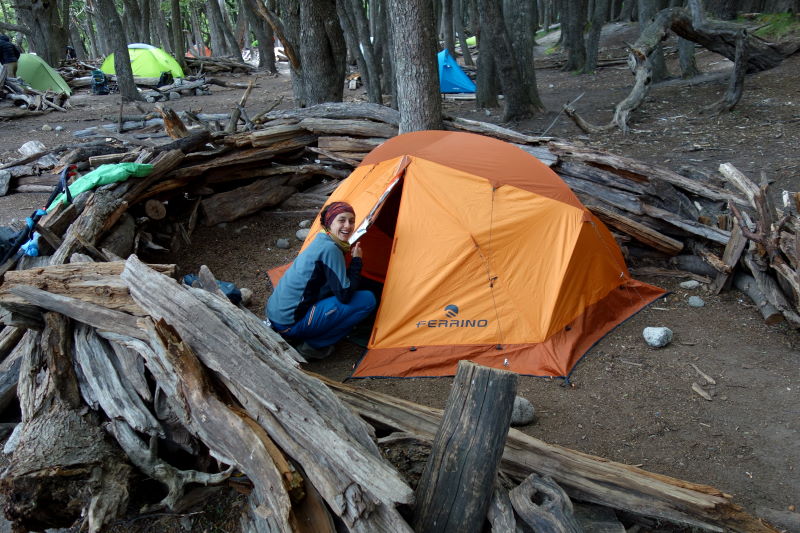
(267, 232), (362, 326)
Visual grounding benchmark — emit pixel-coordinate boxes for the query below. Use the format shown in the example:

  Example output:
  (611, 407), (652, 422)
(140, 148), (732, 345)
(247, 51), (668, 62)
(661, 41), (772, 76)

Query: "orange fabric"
(272, 131), (665, 377)
(353, 279), (665, 378)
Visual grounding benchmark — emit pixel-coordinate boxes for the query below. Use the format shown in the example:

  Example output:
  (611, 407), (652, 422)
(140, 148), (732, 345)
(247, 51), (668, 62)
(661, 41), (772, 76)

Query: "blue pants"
(271, 290), (376, 349)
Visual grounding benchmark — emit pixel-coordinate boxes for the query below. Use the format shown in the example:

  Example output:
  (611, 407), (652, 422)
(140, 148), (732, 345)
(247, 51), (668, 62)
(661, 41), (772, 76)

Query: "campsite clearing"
(0, 23), (798, 531)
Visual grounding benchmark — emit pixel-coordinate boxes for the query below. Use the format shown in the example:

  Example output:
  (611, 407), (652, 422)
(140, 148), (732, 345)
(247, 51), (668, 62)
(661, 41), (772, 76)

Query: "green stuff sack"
(49, 163), (153, 209)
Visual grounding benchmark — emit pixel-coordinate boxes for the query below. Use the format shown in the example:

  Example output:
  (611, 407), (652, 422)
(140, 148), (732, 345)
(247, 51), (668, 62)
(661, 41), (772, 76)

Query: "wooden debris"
(692, 382), (713, 401)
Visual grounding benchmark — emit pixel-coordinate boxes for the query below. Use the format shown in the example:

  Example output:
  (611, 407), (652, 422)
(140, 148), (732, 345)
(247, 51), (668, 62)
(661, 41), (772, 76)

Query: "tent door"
(349, 156), (410, 245)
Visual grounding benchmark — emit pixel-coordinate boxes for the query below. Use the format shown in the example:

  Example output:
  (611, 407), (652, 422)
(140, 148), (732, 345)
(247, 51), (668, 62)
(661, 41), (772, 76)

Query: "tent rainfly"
(16, 54), (72, 95)
(437, 49), (475, 93)
(272, 130), (665, 378)
(101, 43), (184, 79)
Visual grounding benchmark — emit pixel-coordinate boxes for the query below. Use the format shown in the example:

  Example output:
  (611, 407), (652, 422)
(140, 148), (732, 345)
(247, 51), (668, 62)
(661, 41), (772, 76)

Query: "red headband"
(323, 202), (355, 227)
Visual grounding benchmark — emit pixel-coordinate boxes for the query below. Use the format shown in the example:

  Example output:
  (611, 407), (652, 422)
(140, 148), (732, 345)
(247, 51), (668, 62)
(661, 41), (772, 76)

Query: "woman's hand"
(351, 242), (363, 259)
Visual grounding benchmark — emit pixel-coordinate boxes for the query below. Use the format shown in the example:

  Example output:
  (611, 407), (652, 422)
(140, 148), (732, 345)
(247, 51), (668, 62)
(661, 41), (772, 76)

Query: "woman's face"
(328, 212), (356, 242)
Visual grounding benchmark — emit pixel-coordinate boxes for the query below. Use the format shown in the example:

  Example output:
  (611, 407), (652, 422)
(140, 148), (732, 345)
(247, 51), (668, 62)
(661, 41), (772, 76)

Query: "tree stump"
(414, 360), (517, 533)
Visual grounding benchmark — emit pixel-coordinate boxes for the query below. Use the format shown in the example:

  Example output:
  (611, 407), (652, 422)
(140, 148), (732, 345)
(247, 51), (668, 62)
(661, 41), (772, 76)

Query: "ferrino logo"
(415, 304), (489, 328)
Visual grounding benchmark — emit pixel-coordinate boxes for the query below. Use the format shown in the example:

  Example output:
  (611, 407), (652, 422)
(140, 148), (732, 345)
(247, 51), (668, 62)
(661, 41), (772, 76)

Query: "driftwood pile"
(185, 55), (256, 74)
(0, 101), (794, 530)
(0, 257), (781, 533)
(0, 68), (70, 120)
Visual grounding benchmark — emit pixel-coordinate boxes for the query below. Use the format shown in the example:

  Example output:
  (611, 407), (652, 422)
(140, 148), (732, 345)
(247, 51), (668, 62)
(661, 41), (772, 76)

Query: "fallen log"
(200, 177), (297, 226)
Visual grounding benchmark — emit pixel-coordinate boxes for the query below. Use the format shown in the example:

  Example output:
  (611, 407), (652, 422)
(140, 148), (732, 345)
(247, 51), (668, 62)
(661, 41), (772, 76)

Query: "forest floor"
(0, 22), (799, 532)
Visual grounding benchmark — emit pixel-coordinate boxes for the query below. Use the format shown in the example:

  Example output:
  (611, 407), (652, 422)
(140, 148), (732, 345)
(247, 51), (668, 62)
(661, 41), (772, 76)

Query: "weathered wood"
(642, 203), (731, 244)
(155, 106), (190, 139)
(7, 285), (147, 340)
(719, 163), (759, 208)
(487, 485), (518, 531)
(0, 330), (26, 413)
(0, 325), (24, 360)
(564, 175), (644, 215)
(265, 102), (401, 126)
(307, 146), (361, 167)
(1, 261), (174, 316)
(120, 257), (415, 527)
(227, 123), (306, 148)
(72, 323), (162, 437)
(710, 224), (748, 294)
(510, 474), (582, 532)
(317, 135), (385, 153)
(298, 117), (398, 138)
(549, 142), (748, 206)
(204, 163), (349, 185)
(280, 192), (330, 211)
(590, 204), (684, 255)
(319, 374), (779, 532)
(200, 177), (297, 226)
(144, 199), (167, 220)
(50, 188), (126, 265)
(447, 117), (553, 145)
(732, 272), (783, 325)
(414, 361), (517, 533)
(112, 320), (294, 524)
(743, 253), (800, 326)
(0, 313), (133, 532)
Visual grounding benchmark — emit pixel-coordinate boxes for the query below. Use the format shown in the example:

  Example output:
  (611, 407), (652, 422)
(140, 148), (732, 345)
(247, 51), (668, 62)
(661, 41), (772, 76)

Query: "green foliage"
(748, 13), (800, 40)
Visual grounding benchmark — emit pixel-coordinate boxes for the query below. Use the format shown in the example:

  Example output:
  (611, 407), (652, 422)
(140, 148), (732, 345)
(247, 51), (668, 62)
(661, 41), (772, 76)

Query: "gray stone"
(680, 280), (701, 289)
(643, 326), (673, 348)
(510, 396), (535, 426)
(168, 91), (181, 100)
(687, 296), (705, 307)
(41, 124), (53, 131)
(299, 219), (312, 228)
(295, 228), (310, 241)
(0, 170), (10, 196)
(276, 238), (290, 249)
(18, 140), (46, 157)
(54, 125), (64, 132)
(145, 95), (157, 103)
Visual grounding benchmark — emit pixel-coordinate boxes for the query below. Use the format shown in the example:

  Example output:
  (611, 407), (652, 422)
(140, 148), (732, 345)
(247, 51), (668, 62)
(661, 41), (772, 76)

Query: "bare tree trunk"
(678, 37), (700, 77)
(480, 0), (539, 121)
(375, 0), (395, 99)
(69, 18), (89, 59)
(505, 0), (545, 109)
(242, 0), (275, 72)
(95, 0), (143, 101)
(639, 0), (668, 82)
(207, 0), (235, 56)
(442, 0), (456, 56)
(139, 0), (153, 45)
(170, 0), (187, 72)
(475, 12), (499, 110)
(12, 0), (70, 64)
(562, 0), (588, 71)
(455, 0), (474, 66)
(219, 0), (242, 54)
(338, 0), (382, 103)
(584, 0), (609, 72)
(387, 0), (444, 132)
(153, 0), (173, 53)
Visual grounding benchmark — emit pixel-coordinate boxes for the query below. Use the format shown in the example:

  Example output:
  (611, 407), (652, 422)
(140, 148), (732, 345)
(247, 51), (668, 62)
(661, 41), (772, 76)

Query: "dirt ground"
(1, 22), (799, 531)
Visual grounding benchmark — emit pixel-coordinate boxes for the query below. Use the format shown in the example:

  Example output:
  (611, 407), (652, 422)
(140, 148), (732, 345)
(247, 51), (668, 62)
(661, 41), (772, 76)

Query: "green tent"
(16, 54), (72, 95)
(101, 43), (184, 79)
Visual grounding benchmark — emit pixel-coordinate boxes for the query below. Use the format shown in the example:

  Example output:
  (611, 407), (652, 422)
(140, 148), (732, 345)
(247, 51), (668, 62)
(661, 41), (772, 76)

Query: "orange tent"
(274, 130), (665, 378)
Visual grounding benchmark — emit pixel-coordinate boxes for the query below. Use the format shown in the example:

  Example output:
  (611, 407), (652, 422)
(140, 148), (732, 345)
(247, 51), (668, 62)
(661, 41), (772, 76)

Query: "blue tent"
(437, 49), (475, 94)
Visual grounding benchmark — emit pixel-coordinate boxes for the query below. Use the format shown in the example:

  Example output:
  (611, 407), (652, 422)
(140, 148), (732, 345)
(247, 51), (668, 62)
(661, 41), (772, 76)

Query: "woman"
(267, 201), (376, 359)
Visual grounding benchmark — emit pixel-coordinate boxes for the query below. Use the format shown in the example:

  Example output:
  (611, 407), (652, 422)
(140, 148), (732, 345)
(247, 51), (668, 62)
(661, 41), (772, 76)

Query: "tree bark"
(170, 0), (187, 73)
(584, 0), (610, 72)
(639, 0), (669, 82)
(562, 0), (588, 71)
(12, 0), (70, 65)
(0, 313), (133, 532)
(480, 0), (540, 121)
(475, 14), (499, 110)
(441, 0), (457, 57)
(414, 361), (517, 533)
(454, 0), (474, 66)
(505, 0), (545, 111)
(95, 0), (143, 101)
(386, 0), (444, 132)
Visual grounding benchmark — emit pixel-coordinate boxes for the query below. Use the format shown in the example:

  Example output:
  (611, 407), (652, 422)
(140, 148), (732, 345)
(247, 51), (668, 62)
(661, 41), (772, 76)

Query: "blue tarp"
(437, 49), (476, 94)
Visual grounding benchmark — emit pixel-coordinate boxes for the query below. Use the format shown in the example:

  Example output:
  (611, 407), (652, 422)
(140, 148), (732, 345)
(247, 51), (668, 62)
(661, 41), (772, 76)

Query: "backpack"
(91, 69), (110, 95)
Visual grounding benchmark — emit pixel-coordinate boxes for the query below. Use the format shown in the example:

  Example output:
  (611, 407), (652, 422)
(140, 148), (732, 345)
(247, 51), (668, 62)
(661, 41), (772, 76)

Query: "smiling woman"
(265, 201), (376, 360)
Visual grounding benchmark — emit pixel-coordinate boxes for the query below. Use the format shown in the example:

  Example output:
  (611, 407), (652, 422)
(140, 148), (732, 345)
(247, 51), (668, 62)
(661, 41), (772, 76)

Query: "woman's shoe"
(296, 342), (335, 360)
